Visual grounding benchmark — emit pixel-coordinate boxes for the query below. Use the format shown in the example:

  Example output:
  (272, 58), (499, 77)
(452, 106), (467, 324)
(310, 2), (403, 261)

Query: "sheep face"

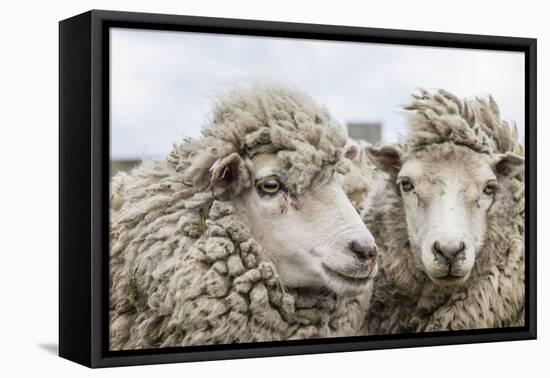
(342, 140), (377, 213)
(368, 144), (523, 288)
(230, 153), (378, 296)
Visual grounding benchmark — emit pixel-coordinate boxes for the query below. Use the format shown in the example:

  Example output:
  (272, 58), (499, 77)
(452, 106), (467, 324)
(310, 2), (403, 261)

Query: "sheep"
(363, 89), (524, 333)
(109, 83), (379, 350)
(341, 139), (384, 214)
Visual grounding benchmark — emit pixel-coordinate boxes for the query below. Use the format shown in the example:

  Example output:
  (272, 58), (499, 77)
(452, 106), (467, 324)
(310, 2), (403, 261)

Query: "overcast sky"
(110, 28), (524, 160)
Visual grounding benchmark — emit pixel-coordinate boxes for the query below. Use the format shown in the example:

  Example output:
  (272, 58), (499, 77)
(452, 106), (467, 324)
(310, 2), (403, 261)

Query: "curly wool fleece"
(364, 90), (525, 334)
(109, 84), (369, 350)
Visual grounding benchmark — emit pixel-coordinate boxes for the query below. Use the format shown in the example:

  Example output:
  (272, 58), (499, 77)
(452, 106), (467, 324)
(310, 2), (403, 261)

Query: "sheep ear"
(344, 141), (359, 161)
(210, 152), (242, 188)
(493, 152), (524, 178)
(366, 145), (402, 176)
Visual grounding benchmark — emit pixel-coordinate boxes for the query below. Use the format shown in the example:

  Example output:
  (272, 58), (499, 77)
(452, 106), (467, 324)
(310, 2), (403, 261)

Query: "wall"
(1, 0), (546, 376)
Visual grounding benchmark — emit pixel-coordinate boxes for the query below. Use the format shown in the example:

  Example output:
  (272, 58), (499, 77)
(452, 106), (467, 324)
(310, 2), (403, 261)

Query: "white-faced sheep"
(109, 84), (379, 350)
(363, 90), (524, 333)
(341, 139), (385, 214)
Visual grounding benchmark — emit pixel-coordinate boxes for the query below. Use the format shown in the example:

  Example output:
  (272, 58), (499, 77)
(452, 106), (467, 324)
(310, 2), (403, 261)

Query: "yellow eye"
(400, 178), (414, 192)
(483, 182), (497, 195)
(259, 179), (281, 194)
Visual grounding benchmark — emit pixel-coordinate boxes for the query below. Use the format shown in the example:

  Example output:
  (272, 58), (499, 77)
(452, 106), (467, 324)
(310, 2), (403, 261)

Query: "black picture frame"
(59, 9), (537, 368)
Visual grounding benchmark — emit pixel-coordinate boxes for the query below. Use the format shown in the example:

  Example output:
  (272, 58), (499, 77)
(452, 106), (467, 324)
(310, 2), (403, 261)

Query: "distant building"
(347, 122), (382, 144)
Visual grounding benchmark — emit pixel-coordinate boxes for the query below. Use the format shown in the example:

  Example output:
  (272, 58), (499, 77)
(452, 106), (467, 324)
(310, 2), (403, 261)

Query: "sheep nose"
(432, 241), (466, 263)
(349, 240), (378, 264)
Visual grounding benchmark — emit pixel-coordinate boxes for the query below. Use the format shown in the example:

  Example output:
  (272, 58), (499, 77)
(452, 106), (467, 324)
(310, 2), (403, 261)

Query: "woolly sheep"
(109, 83), (379, 350)
(342, 139), (386, 214)
(363, 90), (524, 333)
(342, 139), (373, 212)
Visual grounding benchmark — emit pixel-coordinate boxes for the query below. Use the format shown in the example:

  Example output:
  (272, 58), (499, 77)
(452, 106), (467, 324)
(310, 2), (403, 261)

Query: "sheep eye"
(258, 178), (282, 195)
(400, 178), (414, 192)
(483, 181), (498, 195)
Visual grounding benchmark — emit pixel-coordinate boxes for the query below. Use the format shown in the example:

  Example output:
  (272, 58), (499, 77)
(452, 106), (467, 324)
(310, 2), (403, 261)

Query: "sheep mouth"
(321, 264), (374, 287)
(428, 273), (469, 287)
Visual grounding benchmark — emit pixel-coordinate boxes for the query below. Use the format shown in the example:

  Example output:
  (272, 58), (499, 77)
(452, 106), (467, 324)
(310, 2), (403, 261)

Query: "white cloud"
(110, 28), (524, 160)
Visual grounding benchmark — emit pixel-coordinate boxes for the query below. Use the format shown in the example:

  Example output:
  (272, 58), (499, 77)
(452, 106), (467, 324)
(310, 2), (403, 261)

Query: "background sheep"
(364, 90), (524, 333)
(109, 83), (378, 350)
(341, 139), (386, 214)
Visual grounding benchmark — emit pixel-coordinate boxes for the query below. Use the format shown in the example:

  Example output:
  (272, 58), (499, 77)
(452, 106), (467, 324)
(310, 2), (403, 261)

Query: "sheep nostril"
(432, 241), (466, 262)
(349, 240), (378, 262)
(349, 240), (365, 259)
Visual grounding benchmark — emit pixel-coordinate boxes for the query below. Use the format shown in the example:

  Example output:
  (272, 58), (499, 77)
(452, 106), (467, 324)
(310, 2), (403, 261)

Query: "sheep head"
(175, 83), (379, 297)
(366, 90), (524, 289)
(341, 139), (380, 213)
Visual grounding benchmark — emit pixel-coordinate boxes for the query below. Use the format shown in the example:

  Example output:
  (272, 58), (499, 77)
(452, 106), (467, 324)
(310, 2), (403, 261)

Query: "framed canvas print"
(59, 10), (537, 368)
